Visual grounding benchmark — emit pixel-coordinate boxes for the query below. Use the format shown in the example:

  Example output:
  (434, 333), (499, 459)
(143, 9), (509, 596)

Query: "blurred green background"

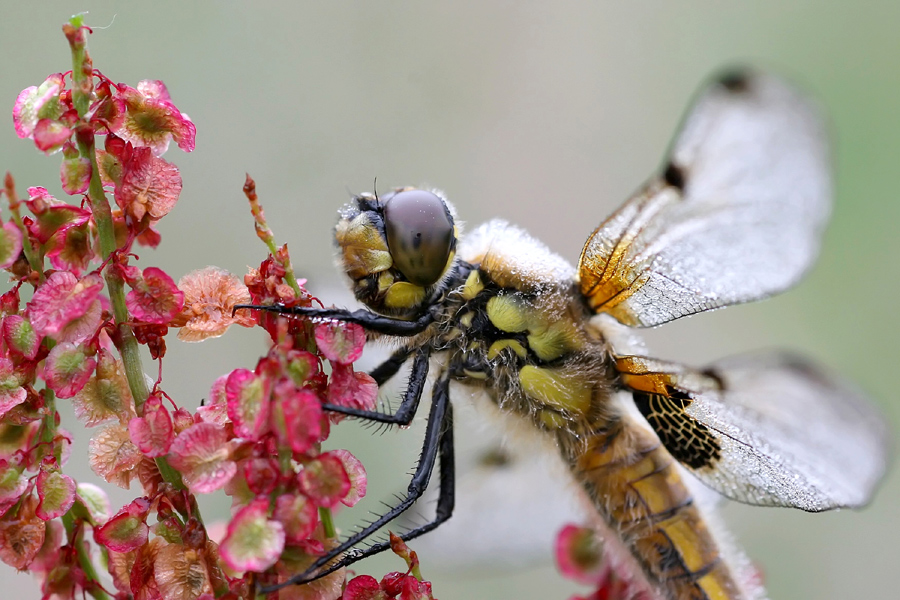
(1, 3), (898, 599)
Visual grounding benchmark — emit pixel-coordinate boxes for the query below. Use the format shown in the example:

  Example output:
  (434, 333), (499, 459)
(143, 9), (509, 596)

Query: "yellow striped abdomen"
(568, 418), (744, 600)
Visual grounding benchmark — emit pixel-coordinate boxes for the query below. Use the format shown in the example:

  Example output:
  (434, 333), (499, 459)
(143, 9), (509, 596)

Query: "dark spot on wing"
(633, 391), (721, 470)
(663, 162), (687, 192)
(717, 69), (752, 93)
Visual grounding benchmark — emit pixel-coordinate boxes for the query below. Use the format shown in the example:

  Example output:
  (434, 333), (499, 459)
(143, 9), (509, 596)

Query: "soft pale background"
(1, 3), (897, 599)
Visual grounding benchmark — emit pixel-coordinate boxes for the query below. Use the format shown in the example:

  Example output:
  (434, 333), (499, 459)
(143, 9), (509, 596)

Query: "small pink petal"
(44, 342), (96, 398)
(219, 497), (284, 572)
(168, 422), (236, 493)
(75, 482), (111, 525)
(125, 266), (185, 324)
(270, 387), (323, 455)
(0, 222), (23, 269)
(35, 468), (76, 520)
(1, 315), (41, 360)
(71, 350), (134, 427)
(33, 118), (72, 154)
(0, 494), (45, 569)
(225, 368), (270, 441)
(554, 524), (605, 585)
(12, 75), (64, 139)
(315, 321), (365, 365)
(60, 155), (91, 194)
(113, 83), (195, 155)
(115, 147), (182, 222)
(127, 395), (173, 457)
(25, 271), (104, 339)
(327, 363), (378, 415)
(0, 357), (28, 419)
(88, 423), (142, 489)
(343, 575), (387, 600)
(273, 493), (318, 544)
(0, 460), (28, 517)
(197, 374), (229, 425)
(332, 449), (368, 507)
(298, 452), (350, 508)
(94, 497), (150, 552)
(242, 458), (280, 495)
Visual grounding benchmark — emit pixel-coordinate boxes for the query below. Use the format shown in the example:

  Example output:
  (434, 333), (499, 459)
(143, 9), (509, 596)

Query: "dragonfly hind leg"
(262, 374), (455, 593)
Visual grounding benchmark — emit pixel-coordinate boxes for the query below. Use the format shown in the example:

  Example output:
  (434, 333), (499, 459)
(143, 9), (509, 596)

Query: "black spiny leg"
(260, 373), (454, 594)
(369, 346), (414, 386)
(323, 346), (431, 425)
(234, 304), (435, 336)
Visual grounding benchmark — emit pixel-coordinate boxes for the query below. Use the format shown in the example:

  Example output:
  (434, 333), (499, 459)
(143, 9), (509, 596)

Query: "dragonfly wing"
(578, 69), (831, 327)
(618, 352), (889, 512)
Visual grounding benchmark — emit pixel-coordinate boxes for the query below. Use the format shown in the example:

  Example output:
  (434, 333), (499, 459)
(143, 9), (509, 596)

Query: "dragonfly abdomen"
(568, 418), (752, 600)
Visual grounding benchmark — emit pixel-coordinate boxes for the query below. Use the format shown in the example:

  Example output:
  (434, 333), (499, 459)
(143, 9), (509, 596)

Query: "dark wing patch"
(633, 391), (722, 470)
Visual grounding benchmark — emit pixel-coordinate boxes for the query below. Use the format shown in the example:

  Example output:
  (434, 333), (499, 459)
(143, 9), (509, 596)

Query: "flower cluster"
(1, 16), (436, 600)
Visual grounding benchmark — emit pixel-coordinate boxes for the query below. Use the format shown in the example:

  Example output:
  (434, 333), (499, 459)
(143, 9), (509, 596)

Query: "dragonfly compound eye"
(383, 189), (455, 286)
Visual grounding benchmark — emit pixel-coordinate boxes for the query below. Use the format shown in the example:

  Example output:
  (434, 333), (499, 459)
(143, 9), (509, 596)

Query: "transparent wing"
(578, 69), (832, 327)
(618, 352), (889, 512)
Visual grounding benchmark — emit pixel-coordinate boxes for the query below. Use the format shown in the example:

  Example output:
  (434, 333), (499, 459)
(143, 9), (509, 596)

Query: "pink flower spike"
(332, 449), (368, 507)
(60, 154), (91, 195)
(44, 342), (96, 398)
(219, 497), (284, 573)
(298, 452), (350, 508)
(12, 74), (64, 139)
(273, 493), (318, 544)
(33, 118), (72, 154)
(315, 321), (366, 365)
(35, 467), (76, 521)
(225, 368), (271, 441)
(555, 524), (606, 585)
(94, 497), (151, 552)
(270, 387), (323, 455)
(0, 222), (23, 269)
(2, 315), (41, 360)
(168, 422), (236, 493)
(126, 266), (185, 324)
(115, 147), (182, 222)
(128, 395), (174, 457)
(25, 271), (104, 339)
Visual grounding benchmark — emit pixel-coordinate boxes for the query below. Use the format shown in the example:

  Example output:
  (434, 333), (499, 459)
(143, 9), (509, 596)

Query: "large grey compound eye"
(383, 189), (455, 287)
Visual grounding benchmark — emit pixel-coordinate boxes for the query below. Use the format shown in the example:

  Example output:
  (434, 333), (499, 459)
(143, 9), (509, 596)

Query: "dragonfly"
(249, 68), (889, 599)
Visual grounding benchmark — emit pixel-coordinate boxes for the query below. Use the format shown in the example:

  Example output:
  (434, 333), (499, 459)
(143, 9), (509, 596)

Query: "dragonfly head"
(335, 187), (458, 319)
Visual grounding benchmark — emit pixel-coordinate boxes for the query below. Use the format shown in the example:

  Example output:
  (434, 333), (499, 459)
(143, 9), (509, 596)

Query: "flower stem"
(62, 511), (111, 600)
(65, 17), (185, 492)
